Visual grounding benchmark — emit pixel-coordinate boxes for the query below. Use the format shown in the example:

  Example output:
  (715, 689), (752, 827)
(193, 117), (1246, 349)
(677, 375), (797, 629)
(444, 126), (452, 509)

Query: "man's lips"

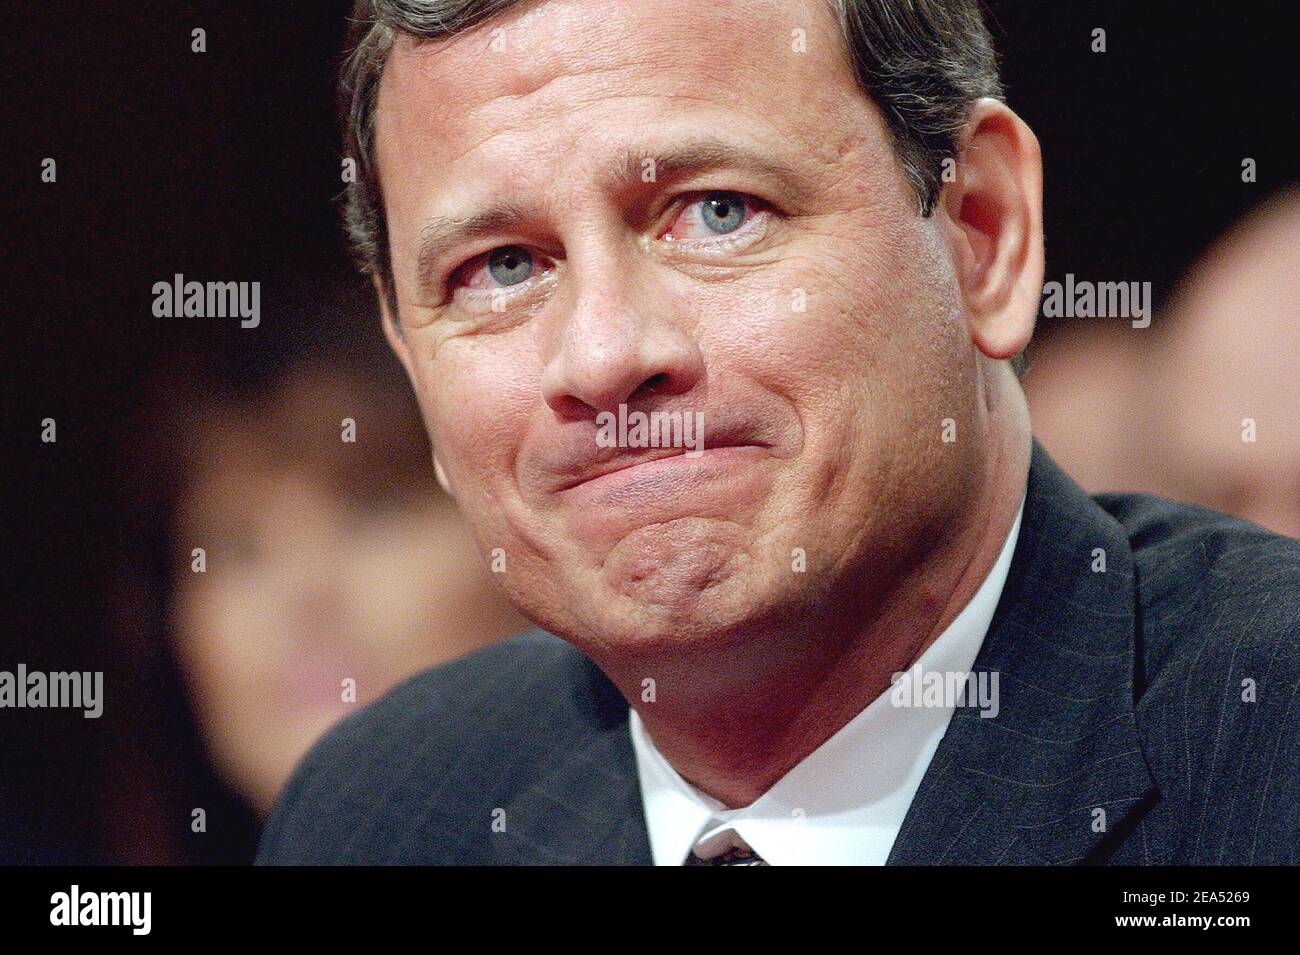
(554, 442), (766, 493)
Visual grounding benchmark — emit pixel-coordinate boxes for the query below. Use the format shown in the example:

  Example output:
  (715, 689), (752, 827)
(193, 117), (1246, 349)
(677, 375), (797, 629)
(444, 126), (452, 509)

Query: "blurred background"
(3, 1), (1297, 863)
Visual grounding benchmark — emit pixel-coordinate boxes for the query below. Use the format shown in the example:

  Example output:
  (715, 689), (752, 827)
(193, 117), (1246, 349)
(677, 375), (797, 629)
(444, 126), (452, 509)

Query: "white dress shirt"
(629, 498), (1025, 865)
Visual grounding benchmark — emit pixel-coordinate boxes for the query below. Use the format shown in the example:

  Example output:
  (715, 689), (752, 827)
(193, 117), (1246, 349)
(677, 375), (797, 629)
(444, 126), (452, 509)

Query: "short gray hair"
(340, 0), (1004, 311)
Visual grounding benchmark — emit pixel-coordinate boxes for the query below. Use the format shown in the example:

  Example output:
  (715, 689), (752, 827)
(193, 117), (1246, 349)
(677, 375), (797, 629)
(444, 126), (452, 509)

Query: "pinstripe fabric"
(257, 442), (1299, 865)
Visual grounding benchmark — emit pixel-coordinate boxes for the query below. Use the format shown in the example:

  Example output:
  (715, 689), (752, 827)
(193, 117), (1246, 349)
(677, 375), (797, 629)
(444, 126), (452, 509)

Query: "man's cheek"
(775, 270), (889, 383)
(436, 410), (511, 486)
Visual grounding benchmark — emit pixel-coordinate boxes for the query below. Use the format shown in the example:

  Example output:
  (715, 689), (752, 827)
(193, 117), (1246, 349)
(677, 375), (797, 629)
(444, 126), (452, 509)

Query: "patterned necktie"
(685, 829), (770, 865)
(686, 845), (770, 865)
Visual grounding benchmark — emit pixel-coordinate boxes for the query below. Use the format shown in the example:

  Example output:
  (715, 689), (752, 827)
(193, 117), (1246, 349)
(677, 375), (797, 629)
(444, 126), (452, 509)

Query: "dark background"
(4, 1), (1297, 862)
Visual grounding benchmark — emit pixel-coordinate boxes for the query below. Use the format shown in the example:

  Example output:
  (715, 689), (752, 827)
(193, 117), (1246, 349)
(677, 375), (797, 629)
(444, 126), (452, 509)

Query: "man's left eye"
(661, 191), (761, 241)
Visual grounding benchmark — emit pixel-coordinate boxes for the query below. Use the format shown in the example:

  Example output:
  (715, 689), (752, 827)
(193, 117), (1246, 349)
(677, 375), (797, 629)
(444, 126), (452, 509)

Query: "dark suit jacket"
(257, 443), (1300, 864)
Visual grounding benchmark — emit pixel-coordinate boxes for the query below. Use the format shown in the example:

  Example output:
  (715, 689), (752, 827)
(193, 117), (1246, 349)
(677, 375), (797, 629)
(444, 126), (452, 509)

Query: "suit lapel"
(888, 441), (1157, 864)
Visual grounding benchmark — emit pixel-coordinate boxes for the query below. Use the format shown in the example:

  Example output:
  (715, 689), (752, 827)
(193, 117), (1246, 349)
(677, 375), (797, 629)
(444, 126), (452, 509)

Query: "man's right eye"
(451, 245), (537, 291)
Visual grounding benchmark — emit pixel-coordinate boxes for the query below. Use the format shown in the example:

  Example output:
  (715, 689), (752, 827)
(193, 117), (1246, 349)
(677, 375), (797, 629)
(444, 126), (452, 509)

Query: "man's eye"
(452, 245), (536, 291)
(662, 191), (758, 241)
(487, 246), (533, 285)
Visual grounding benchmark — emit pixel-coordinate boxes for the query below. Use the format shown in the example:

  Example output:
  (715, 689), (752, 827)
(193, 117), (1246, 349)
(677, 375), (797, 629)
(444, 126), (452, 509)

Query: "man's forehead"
(375, 0), (851, 160)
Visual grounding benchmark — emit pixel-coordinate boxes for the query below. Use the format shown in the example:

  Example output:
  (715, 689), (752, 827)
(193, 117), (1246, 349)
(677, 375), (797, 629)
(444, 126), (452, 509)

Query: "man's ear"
(374, 273), (415, 378)
(372, 273), (454, 499)
(939, 98), (1044, 361)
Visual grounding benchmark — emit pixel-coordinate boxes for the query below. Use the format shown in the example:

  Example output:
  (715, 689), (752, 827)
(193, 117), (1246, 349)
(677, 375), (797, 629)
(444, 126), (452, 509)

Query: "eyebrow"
(413, 138), (809, 296)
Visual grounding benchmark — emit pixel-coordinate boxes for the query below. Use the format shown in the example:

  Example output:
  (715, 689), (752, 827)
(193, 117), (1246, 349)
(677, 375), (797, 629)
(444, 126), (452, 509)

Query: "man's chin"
(599, 519), (746, 601)
(581, 571), (790, 659)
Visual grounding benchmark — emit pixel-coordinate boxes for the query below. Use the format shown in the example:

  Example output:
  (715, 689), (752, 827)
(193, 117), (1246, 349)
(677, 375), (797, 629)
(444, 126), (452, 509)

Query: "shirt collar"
(629, 497), (1025, 865)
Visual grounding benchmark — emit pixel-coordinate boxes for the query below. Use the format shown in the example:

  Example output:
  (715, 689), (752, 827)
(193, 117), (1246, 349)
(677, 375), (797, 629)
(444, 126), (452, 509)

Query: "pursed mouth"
(554, 442), (766, 493)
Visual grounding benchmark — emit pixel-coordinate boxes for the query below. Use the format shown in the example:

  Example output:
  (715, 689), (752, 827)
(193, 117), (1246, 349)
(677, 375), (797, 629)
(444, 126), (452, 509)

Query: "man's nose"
(540, 280), (704, 418)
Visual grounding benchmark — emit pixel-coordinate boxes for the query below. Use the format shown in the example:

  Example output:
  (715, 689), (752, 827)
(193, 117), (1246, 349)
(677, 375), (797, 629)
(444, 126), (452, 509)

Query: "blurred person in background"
(1026, 188), (1300, 538)
(102, 272), (527, 863)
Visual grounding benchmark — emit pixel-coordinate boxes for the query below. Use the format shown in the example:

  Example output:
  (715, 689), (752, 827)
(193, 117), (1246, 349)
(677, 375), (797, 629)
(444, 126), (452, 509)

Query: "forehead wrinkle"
(607, 138), (809, 191)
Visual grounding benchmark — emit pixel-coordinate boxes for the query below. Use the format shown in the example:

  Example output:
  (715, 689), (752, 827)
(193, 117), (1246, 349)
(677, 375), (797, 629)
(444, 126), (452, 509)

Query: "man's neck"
(608, 409), (1032, 809)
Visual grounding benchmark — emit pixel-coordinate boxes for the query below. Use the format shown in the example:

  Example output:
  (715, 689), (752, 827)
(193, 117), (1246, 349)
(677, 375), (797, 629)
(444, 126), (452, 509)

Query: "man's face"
(376, 0), (988, 655)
